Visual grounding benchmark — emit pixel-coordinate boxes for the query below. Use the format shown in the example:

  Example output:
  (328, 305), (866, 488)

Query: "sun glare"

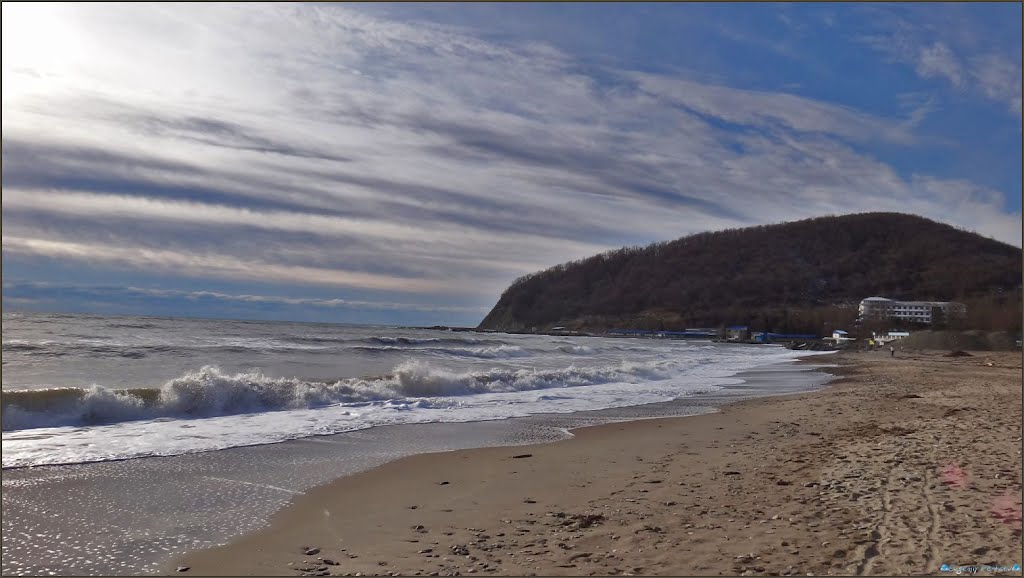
(2, 3), (82, 102)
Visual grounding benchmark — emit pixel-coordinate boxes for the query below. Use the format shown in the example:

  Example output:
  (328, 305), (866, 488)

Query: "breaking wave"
(347, 344), (532, 358)
(364, 336), (506, 347)
(557, 345), (597, 355)
(1, 358), (692, 431)
(427, 345), (533, 359)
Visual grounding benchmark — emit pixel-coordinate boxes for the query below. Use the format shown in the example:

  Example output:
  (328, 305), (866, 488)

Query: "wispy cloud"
(629, 73), (917, 144)
(1, 236), (467, 294)
(2, 281), (489, 315)
(915, 42), (963, 87)
(970, 53), (1023, 117)
(859, 7), (1021, 118)
(0, 188), (598, 274)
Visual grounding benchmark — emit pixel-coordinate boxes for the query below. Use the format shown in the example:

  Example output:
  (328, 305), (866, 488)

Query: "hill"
(478, 213), (1022, 335)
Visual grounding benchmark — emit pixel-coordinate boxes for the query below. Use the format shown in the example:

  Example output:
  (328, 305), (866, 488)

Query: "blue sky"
(2, 3), (1021, 326)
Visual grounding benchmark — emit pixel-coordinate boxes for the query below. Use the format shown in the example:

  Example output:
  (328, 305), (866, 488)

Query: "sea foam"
(1, 356), (696, 431)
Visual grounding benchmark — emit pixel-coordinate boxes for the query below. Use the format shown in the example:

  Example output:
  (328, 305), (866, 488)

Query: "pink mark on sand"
(939, 463), (969, 490)
(991, 490), (1023, 530)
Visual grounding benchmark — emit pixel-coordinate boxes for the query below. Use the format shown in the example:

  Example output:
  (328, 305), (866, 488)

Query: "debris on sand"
(559, 513), (605, 529)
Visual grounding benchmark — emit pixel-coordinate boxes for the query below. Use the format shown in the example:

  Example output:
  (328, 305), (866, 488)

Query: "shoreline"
(1, 337), (819, 470)
(0, 353), (829, 473)
(1, 354), (829, 576)
(169, 349), (1023, 576)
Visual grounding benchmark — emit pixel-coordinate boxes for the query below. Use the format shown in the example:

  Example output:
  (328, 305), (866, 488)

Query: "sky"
(2, 3), (1021, 326)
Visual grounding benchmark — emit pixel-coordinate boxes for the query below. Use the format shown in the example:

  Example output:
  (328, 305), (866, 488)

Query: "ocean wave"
(432, 345), (533, 359)
(351, 344), (530, 358)
(610, 345), (656, 352)
(557, 344), (597, 355)
(371, 336), (443, 345)
(0, 341), (326, 358)
(104, 322), (160, 329)
(1, 358), (688, 431)
(365, 336), (507, 346)
(347, 345), (405, 354)
(1, 340), (55, 351)
(282, 335), (508, 349)
(3, 335), (507, 357)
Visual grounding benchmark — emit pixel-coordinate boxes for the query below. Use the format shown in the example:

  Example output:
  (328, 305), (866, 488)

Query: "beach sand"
(171, 350), (1022, 576)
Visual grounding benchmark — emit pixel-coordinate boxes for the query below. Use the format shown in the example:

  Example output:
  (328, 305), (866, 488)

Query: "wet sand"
(172, 350), (1023, 577)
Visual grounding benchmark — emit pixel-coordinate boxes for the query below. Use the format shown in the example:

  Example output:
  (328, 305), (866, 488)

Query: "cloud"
(0, 188), (598, 267)
(970, 53), (1023, 117)
(915, 42), (963, 86)
(2, 281), (489, 315)
(897, 94), (940, 129)
(1, 236), (469, 295)
(629, 73), (916, 144)
(859, 8), (1021, 118)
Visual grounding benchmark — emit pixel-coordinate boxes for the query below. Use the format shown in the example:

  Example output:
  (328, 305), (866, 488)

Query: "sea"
(1, 312), (834, 575)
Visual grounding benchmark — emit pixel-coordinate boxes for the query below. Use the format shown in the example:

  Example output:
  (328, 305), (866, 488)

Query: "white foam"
(2, 355), (698, 431)
(557, 344), (597, 354)
(1, 342), (834, 468)
(432, 345), (533, 359)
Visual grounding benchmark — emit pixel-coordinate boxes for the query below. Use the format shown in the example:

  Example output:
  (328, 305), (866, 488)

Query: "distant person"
(890, 345), (895, 357)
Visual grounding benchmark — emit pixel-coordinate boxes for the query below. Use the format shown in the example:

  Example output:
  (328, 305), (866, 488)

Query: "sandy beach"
(172, 350), (1022, 577)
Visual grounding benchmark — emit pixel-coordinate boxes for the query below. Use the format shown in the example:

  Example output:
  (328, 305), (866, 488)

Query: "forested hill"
(478, 213), (1023, 334)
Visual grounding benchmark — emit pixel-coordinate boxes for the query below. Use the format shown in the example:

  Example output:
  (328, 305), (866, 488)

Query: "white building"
(873, 331), (910, 344)
(826, 329), (855, 345)
(858, 297), (966, 324)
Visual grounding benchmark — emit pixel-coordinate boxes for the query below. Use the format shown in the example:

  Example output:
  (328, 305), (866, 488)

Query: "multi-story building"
(858, 297), (967, 324)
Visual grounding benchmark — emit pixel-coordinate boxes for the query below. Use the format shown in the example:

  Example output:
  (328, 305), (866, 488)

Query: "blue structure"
(659, 330), (716, 338)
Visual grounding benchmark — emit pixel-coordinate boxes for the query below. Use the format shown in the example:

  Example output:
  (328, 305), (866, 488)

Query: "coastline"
(1, 349), (828, 576)
(170, 349), (1023, 576)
